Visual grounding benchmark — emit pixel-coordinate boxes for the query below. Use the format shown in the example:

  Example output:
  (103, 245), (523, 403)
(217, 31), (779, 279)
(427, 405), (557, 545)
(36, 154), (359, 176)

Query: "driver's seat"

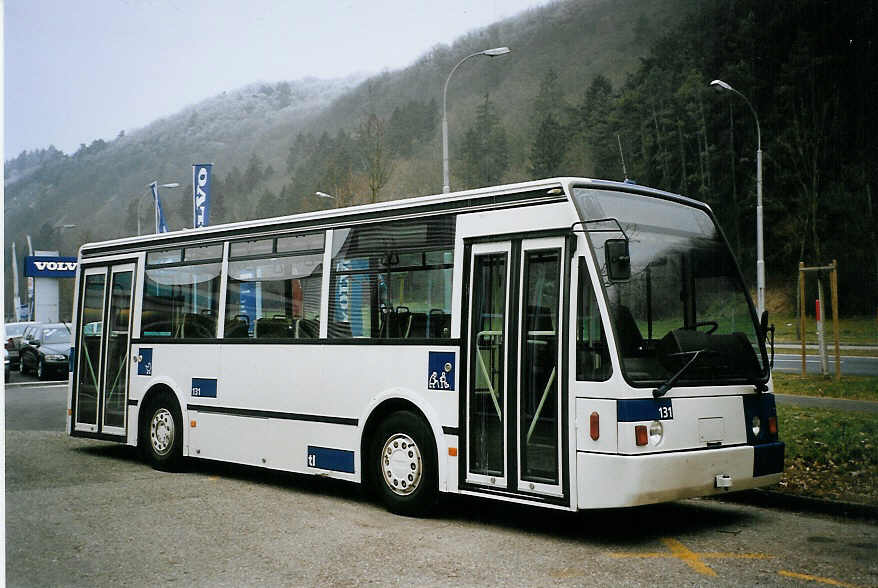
(614, 305), (644, 355)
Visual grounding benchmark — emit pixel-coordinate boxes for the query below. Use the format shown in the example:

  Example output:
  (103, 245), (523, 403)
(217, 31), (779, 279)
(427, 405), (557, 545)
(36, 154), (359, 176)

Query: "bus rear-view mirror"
(605, 239), (631, 281)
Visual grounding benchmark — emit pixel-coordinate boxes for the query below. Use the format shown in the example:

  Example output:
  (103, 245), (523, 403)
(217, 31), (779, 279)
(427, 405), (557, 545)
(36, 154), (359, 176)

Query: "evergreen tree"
(457, 94), (509, 189)
(256, 188), (278, 218)
(530, 113), (566, 178)
(244, 154), (264, 189)
(124, 199), (139, 236)
(534, 68), (562, 120)
(576, 75), (618, 179)
(529, 69), (567, 178)
(176, 183), (194, 230)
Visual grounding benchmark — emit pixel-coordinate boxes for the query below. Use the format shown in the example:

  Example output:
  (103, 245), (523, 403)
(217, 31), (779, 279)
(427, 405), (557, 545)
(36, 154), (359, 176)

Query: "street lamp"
(710, 79), (764, 316)
(315, 191), (337, 208)
(138, 182), (181, 235)
(442, 46), (511, 194)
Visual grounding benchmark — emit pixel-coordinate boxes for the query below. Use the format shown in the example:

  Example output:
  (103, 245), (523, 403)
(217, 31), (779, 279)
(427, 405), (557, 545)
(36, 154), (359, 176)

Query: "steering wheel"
(694, 321), (718, 334)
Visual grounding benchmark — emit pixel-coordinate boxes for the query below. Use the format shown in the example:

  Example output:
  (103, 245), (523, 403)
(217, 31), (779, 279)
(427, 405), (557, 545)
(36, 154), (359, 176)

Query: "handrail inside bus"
(106, 349), (126, 404)
(526, 365), (557, 444)
(82, 340), (100, 392)
(475, 331), (503, 419)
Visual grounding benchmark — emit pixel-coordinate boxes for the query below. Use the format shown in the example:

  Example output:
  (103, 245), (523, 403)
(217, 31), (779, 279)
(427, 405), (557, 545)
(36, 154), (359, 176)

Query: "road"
(5, 382), (877, 587)
(773, 353), (878, 376)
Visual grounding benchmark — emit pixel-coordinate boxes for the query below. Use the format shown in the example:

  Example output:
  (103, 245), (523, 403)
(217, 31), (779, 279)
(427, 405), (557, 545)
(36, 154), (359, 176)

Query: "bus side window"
(224, 241), (324, 340)
(142, 263), (222, 338)
(327, 217), (454, 340)
(576, 257), (611, 381)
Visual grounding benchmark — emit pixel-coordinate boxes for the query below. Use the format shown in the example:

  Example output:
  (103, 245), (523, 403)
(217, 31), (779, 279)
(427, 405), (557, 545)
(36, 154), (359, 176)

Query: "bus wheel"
(370, 411), (438, 516)
(140, 393), (183, 471)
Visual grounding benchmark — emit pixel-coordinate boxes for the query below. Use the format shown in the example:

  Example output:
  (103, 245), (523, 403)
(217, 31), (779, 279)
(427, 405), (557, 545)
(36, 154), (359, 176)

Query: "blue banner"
(193, 163), (212, 228)
(150, 182), (169, 233)
(24, 256), (78, 278)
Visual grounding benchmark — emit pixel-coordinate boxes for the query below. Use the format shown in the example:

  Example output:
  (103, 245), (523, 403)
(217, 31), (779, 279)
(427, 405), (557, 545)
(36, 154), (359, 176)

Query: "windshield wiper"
(653, 349), (713, 398)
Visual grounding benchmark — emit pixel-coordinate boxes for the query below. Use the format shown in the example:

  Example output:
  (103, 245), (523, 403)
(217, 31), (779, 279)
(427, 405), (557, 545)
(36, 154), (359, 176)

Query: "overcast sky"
(4, 0), (548, 158)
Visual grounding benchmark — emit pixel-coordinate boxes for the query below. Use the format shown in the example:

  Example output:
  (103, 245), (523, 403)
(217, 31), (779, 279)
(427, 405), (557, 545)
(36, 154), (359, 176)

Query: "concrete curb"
(714, 489), (878, 521)
(5, 381), (68, 388)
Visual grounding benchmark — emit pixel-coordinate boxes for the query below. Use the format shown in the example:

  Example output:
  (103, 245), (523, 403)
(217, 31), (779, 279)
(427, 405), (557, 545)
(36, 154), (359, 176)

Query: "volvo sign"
(24, 256), (78, 278)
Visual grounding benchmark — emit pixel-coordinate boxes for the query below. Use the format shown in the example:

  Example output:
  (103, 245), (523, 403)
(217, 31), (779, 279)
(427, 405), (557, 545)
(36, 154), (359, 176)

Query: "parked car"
(4, 349), (9, 381)
(4, 321), (37, 371)
(19, 323), (72, 380)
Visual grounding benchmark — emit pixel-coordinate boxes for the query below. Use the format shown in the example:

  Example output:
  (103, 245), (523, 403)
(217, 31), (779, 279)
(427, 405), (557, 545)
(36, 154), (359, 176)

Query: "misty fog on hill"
(4, 0), (876, 317)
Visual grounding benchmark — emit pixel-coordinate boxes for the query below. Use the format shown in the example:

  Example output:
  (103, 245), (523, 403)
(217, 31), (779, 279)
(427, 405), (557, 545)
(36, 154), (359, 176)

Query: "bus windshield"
(573, 187), (766, 388)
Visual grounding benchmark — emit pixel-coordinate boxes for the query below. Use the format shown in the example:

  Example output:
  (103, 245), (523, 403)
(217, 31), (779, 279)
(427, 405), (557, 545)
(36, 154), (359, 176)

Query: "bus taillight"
(589, 412), (599, 441)
(768, 416), (778, 436)
(635, 425), (648, 446)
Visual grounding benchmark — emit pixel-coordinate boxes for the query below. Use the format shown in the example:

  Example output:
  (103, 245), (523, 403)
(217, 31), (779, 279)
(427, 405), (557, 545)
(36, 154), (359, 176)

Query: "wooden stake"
(799, 261), (806, 376)
(831, 259), (840, 382)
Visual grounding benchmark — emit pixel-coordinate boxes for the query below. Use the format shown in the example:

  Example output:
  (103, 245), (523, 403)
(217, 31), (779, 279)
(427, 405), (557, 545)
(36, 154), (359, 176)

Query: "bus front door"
(73, 262), (136, 437)
(464, 237), (566, 500)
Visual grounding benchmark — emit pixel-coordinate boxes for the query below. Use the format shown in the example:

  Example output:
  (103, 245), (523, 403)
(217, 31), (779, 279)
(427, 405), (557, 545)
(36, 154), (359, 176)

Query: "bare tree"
(359, 112), (393, 203)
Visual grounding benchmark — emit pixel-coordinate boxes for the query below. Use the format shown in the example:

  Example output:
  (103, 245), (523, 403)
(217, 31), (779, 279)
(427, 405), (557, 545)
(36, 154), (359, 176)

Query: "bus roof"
(79, 177), (707, 259)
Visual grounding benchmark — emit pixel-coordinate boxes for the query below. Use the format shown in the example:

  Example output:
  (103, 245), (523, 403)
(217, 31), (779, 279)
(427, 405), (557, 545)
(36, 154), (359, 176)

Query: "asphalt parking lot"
(5, 382), (877, 587)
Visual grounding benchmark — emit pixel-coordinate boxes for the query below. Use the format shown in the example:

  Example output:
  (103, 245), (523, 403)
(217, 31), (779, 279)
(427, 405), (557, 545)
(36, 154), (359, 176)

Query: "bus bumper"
(576, 443), (784, 509)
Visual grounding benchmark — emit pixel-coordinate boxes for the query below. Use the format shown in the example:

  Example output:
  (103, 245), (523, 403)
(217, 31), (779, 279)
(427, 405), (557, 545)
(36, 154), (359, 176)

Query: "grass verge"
(773, 314), (878, 346)
(776, 404), (877, 505)
(772, 373), (878, 401)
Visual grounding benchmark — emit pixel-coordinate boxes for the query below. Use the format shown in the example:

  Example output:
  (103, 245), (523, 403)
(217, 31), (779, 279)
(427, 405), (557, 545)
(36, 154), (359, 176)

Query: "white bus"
(67, 178), (783, 515)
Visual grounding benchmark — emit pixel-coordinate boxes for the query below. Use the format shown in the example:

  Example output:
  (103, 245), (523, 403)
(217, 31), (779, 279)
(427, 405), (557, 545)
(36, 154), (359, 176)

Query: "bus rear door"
(72, 261), (137, 438)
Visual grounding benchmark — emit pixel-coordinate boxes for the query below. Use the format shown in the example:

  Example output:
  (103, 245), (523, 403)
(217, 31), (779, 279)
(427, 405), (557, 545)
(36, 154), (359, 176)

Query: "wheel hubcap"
(381, 433), (422, 496)
(150, 408), (174, 456)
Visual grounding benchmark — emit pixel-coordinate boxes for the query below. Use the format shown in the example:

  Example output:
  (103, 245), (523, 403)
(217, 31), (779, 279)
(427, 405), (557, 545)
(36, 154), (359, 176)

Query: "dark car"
(4, 321), (37, 371)
(19, 323), (72, 380)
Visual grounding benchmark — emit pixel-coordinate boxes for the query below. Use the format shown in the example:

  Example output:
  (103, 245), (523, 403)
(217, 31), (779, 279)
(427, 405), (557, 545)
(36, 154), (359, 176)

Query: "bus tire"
(369, 410), (438, 516)
(140, 392), (183, 472)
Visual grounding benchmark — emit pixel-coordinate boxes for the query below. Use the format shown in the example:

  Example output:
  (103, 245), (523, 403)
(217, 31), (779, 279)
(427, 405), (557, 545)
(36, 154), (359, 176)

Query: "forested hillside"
(5, 0), (876, 315)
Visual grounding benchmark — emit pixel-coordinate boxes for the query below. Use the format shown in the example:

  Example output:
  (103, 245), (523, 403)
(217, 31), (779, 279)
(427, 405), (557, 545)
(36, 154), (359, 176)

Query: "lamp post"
(138, 182), (181, 235)
(710, 79), (764, 316)
(442, 46), (511, 194)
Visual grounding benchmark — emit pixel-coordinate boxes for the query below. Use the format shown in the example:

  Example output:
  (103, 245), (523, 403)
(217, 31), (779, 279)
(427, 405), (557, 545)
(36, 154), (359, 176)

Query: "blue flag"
(150, 182), (169, 233)
(193, 163), (212, 228)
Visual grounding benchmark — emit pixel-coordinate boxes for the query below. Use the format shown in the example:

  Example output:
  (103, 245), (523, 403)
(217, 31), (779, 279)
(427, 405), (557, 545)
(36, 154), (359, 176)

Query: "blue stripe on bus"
(617, 398), (673, 422)
(753, 441), (784, 476)
(307, 446), (355, 473)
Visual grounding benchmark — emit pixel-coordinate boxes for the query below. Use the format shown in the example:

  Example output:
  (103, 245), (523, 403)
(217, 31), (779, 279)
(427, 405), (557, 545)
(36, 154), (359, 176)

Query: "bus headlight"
(649, 420), (663, 445)
(751, 415), (761, 438)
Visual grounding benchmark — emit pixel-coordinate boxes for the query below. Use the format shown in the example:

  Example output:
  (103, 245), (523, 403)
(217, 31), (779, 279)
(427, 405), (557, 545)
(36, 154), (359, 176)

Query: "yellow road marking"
(548, 567), (584, 579)
(608, 537), (772, 577)
(662, 538), (719, 576)
(778, 570), (862, 588)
